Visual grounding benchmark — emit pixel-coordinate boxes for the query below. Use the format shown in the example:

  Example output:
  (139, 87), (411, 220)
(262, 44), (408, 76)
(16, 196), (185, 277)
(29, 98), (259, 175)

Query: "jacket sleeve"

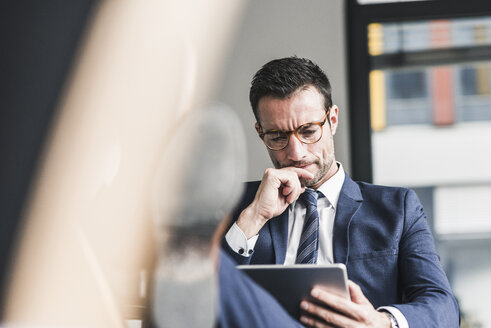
(218, 250), (302, 328)
(393, 189), (460, 327)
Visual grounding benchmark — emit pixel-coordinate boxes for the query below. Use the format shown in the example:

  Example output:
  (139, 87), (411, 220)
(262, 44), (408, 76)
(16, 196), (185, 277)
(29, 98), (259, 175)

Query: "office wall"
(215, 0), (350, 181)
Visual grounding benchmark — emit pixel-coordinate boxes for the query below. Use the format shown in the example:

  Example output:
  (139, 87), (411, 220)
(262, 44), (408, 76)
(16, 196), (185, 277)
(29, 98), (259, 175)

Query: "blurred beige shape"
(3, 0), (245, 327)
(150, 104), (246, 327)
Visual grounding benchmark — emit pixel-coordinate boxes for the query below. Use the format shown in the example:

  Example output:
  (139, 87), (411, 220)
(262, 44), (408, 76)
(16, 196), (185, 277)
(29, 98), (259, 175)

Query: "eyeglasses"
(258, 110), (330, 151)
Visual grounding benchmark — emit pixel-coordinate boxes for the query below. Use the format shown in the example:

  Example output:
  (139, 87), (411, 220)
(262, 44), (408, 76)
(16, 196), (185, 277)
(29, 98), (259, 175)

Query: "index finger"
(283, 167), (314, 180)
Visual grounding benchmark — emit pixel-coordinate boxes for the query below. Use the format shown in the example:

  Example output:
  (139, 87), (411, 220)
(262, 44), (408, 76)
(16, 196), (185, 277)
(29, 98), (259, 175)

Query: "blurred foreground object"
(2, 0), (245, 327)
(151, 105), (246, 327)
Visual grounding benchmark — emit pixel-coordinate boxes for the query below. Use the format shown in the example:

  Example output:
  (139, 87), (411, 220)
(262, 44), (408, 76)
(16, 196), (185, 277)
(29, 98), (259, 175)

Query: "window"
(347, 2), (491, 325)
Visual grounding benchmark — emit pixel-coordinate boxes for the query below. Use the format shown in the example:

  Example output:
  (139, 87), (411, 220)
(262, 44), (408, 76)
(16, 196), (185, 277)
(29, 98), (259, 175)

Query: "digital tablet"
(237, 264), (349, 320)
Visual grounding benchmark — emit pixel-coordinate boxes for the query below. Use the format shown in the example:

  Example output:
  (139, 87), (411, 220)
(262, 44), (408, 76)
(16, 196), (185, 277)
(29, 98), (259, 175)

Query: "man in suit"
(221, 57), (459, 327)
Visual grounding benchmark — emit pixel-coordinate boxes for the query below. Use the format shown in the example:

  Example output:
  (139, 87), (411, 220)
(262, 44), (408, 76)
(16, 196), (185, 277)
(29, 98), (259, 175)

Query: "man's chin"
(300, 177), (317, 188)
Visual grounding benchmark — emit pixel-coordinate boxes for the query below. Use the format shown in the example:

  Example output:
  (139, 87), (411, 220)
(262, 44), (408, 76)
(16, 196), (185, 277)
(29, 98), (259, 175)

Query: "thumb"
(348, 280), (371, 305)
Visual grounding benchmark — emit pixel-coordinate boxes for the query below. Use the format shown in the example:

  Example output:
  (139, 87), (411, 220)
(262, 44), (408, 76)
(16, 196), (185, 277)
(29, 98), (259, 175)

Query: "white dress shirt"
(224, 163), (408, 327)
(283, 165), (344, 264)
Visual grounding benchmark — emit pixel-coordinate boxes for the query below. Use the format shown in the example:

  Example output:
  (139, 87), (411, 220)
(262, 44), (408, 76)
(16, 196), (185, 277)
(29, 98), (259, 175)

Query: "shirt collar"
(316, 162), (344, 210)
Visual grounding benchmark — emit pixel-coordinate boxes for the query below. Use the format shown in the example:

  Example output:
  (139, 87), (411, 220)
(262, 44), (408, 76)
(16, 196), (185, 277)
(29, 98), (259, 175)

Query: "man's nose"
(284, 133), (305, 161)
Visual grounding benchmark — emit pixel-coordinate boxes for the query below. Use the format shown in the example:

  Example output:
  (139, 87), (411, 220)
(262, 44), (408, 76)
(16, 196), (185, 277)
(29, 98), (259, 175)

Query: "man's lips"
(296, 161), (315, 168)
(280, 162), (316, 170)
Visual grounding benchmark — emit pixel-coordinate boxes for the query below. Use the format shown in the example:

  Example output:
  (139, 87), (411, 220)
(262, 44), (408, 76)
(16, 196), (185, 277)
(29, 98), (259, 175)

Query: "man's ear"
(255, 122), (262, 135)
(329, 105), (339, 135)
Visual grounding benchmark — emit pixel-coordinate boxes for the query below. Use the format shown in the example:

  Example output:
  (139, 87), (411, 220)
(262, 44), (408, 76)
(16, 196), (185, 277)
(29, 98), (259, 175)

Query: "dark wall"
(0, 0), (97, 313)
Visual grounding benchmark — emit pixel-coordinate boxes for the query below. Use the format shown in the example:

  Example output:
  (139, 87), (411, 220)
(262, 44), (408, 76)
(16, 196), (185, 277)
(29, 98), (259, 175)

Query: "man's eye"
(301, 129), (316, 136)
(271, 135), (287, 142)
(300, 126), (318, 136)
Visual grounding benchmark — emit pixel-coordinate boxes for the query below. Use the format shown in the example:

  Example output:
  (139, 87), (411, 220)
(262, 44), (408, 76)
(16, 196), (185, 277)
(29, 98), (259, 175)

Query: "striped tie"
(295, 189), (320, 264)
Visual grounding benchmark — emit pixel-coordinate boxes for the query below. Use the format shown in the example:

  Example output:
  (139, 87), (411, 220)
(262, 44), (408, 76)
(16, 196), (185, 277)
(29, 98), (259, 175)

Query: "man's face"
(255, 86), (339, 189)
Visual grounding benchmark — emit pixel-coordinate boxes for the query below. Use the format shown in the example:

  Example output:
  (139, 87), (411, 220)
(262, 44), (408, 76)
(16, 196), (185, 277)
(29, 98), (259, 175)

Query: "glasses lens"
(264, 131), (288, 150)
(297, 124), (322, 144)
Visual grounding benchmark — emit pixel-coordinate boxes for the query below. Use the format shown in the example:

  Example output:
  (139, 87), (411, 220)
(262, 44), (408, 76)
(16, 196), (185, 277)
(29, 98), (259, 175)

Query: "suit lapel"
(269, 210), (289, 264)
(333, 174), (363, 265)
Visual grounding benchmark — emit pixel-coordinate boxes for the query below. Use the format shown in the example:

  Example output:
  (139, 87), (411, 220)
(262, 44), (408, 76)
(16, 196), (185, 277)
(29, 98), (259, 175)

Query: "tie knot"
(299, 189), (320, 207)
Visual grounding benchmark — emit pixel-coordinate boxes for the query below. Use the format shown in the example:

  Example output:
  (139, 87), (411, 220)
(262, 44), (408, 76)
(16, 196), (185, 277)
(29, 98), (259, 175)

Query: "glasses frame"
(258, 108), (331, 151)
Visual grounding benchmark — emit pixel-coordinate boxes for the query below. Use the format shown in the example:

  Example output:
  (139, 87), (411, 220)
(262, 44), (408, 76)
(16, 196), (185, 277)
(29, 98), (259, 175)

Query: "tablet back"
(237, 264), (349, 320)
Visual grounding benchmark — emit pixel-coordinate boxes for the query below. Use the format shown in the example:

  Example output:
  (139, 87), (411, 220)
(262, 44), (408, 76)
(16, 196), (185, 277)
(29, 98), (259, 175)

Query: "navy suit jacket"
(223, 173), (459, 327)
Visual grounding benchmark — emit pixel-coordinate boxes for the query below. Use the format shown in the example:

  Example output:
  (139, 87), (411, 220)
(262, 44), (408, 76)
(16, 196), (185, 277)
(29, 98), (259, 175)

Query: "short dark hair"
(249, 56), (332, 123)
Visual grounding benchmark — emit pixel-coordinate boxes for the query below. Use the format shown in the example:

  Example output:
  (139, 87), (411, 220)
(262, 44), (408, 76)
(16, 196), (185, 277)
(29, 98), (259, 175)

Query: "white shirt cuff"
(224, 222), (259, 257)
(378, 306), (409, 328)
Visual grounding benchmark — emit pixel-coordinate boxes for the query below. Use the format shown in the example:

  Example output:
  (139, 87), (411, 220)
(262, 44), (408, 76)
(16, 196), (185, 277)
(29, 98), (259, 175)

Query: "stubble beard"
(300, 158), (332, 188)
